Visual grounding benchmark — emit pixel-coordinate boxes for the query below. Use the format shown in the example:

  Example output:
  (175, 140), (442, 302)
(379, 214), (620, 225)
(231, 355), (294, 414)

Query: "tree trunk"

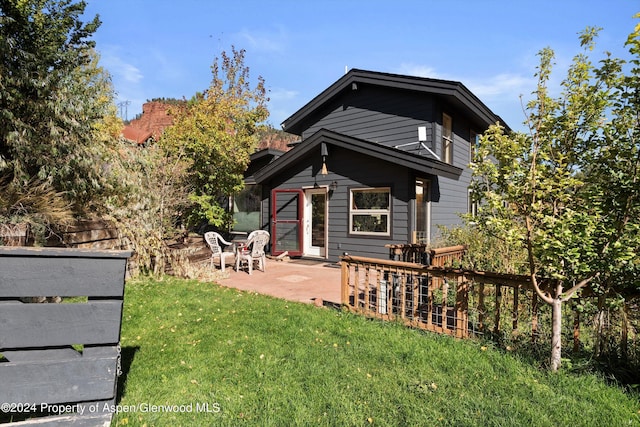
(550, 297), (563, 371)
(621, 302), (629, 363)
(595, 294), (606, 358)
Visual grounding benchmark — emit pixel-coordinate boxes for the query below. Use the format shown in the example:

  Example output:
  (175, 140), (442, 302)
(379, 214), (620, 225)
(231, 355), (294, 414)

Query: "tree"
(161, 47), (269, 229)
(105, 141), (193, 276)
(470, 23), (640, 371)
(0, 0), (115, 225)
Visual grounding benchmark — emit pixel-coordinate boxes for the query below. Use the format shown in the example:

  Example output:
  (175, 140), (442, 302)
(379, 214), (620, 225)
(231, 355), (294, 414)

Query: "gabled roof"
(244, 148), (285, 185)
(281, 69), (509, 135)
(253, 129), (463, 183)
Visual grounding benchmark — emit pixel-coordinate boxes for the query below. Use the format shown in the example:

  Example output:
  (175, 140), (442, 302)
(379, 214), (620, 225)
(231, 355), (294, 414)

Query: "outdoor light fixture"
(320, 142), (329, 175)
(329, 181), (338, 192)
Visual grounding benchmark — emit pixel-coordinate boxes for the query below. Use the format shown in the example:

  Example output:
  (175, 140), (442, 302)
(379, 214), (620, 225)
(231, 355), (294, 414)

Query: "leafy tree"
(161, 47), (269, 229)
(470, 23), (640, 371)
(0, 0), (115, 227)
(437, 224), (528, 275)
(105, 141), (192, 276)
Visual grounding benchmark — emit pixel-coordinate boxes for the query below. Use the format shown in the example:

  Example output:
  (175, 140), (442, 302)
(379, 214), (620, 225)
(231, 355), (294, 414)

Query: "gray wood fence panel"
(8, 413), (113, 427)
(1, 347), (82, 362)
(0, 301), (123, 348)
(0, 352), (117, 404)
(0, 247), (128, 426)
(0, 247), (130, 258)
(0, 257), (126, 298)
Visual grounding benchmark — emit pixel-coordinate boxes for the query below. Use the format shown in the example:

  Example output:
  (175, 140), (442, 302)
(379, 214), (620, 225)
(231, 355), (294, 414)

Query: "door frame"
(271, 189), (304, 256)
(303, 187), (328, 258)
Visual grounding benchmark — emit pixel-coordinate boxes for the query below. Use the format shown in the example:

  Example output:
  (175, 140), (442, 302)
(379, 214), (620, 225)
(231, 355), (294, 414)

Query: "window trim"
(231, 184), (262, 233)
(348, 186), (392, 237)
(468, 188), (478, 218)
(470, 129), (480, 164)
(413, 178), (431, 245)
(442, 113), (453, 164)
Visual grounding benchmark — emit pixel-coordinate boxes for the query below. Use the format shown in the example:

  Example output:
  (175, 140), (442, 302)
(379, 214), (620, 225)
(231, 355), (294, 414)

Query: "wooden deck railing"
(341, 254), (640, 372)
(430, 245), (466, 268)
(340, 255), (546, 340)
(384, 243), (466, 267)
(0, 247), (131, 426)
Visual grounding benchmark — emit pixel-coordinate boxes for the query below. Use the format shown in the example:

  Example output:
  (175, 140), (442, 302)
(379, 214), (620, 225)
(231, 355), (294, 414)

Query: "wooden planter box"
(0, 247), (131, 426)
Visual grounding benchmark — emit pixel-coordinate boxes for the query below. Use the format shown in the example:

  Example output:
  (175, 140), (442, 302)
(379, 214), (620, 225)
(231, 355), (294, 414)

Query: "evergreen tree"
(0, 0), (114, 222)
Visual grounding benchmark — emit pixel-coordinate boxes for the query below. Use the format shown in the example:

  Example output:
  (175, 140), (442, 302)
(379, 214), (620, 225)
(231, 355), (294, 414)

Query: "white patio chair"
(235, 230), (270, 274)
(203, 231), (234, 272)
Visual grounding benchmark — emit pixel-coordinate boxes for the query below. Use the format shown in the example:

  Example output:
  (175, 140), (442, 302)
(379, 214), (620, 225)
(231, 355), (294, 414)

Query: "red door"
(271, 189), (304, 256)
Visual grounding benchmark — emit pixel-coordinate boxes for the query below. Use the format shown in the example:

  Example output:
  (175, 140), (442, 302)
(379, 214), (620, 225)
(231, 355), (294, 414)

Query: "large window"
(232, 184), (261, 232)
(349, 187), (391, 236)
(442, 113), (453, 164)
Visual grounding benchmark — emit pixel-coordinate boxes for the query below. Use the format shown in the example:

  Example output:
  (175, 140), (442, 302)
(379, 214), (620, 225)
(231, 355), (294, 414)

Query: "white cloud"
(150, 49), (185, 82)
(395, 63), (442, 79)
(391, 62), (535, 129)
(266, 87), (301, 127)
(101, 52), (143, 84)
(268, 87), (298, 101)
(236, 26), (288, 54)
(466, 73), (533, 99)
(397, 62), (532, 99)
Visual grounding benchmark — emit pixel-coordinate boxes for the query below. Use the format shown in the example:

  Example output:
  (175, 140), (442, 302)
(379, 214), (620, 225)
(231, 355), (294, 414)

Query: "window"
(470, 130), (480, 163)
(232, 184), (261, 232)
(442, 113), (453, 164)
(468, 188), (478, 218)
(349, 187), (391, 236)
(413, 178), (431, 244)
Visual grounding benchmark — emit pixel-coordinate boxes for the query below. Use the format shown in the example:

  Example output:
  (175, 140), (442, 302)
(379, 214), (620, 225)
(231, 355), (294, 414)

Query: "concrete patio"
(216, 258), (343, 306)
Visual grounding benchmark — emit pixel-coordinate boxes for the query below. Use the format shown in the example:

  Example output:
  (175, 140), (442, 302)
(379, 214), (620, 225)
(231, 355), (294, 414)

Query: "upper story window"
(468, 188), (478, 218)
(349, 187), (391, 236)
(442, 113), (453, 164)
(470, 130), (480, 163)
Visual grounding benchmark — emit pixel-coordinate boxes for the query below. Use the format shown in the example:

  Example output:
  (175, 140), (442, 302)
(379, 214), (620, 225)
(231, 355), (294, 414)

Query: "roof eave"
(281, 69), (507, 135)
(254, 129), (462, 183)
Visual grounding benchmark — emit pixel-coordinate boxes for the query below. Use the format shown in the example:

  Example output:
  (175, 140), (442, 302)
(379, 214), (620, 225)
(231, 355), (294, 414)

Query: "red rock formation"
(121, 101), (297, 152)
(121, 101), (178, 145)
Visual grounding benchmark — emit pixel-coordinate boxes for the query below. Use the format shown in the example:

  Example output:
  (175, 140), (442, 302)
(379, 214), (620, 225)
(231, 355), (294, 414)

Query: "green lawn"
(112, 276), (639, 426)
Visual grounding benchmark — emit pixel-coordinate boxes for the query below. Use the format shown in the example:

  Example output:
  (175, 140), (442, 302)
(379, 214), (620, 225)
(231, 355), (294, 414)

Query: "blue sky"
(84, 1), (638, 132)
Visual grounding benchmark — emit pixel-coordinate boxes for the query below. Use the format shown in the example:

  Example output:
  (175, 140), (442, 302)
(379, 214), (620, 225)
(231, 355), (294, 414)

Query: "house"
(239, 69), (508, 262)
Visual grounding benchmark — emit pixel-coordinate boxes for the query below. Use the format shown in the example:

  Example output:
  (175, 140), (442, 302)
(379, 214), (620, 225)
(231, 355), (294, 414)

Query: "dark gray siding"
(262, 145), (412, 262)
(430, 104), (475, 238)
(302, 85), (436, 152)
(257, 81), (491, 259)
(259, 114), (476, 259)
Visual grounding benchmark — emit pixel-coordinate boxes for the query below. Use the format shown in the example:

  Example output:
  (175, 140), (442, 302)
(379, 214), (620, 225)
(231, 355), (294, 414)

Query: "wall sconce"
(320, 142), (328, 175)
(329, 181), (338, 192)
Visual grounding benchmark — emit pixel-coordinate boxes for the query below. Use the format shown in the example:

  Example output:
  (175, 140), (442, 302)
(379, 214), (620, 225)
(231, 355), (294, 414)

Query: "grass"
(112, 276), (640, 426)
